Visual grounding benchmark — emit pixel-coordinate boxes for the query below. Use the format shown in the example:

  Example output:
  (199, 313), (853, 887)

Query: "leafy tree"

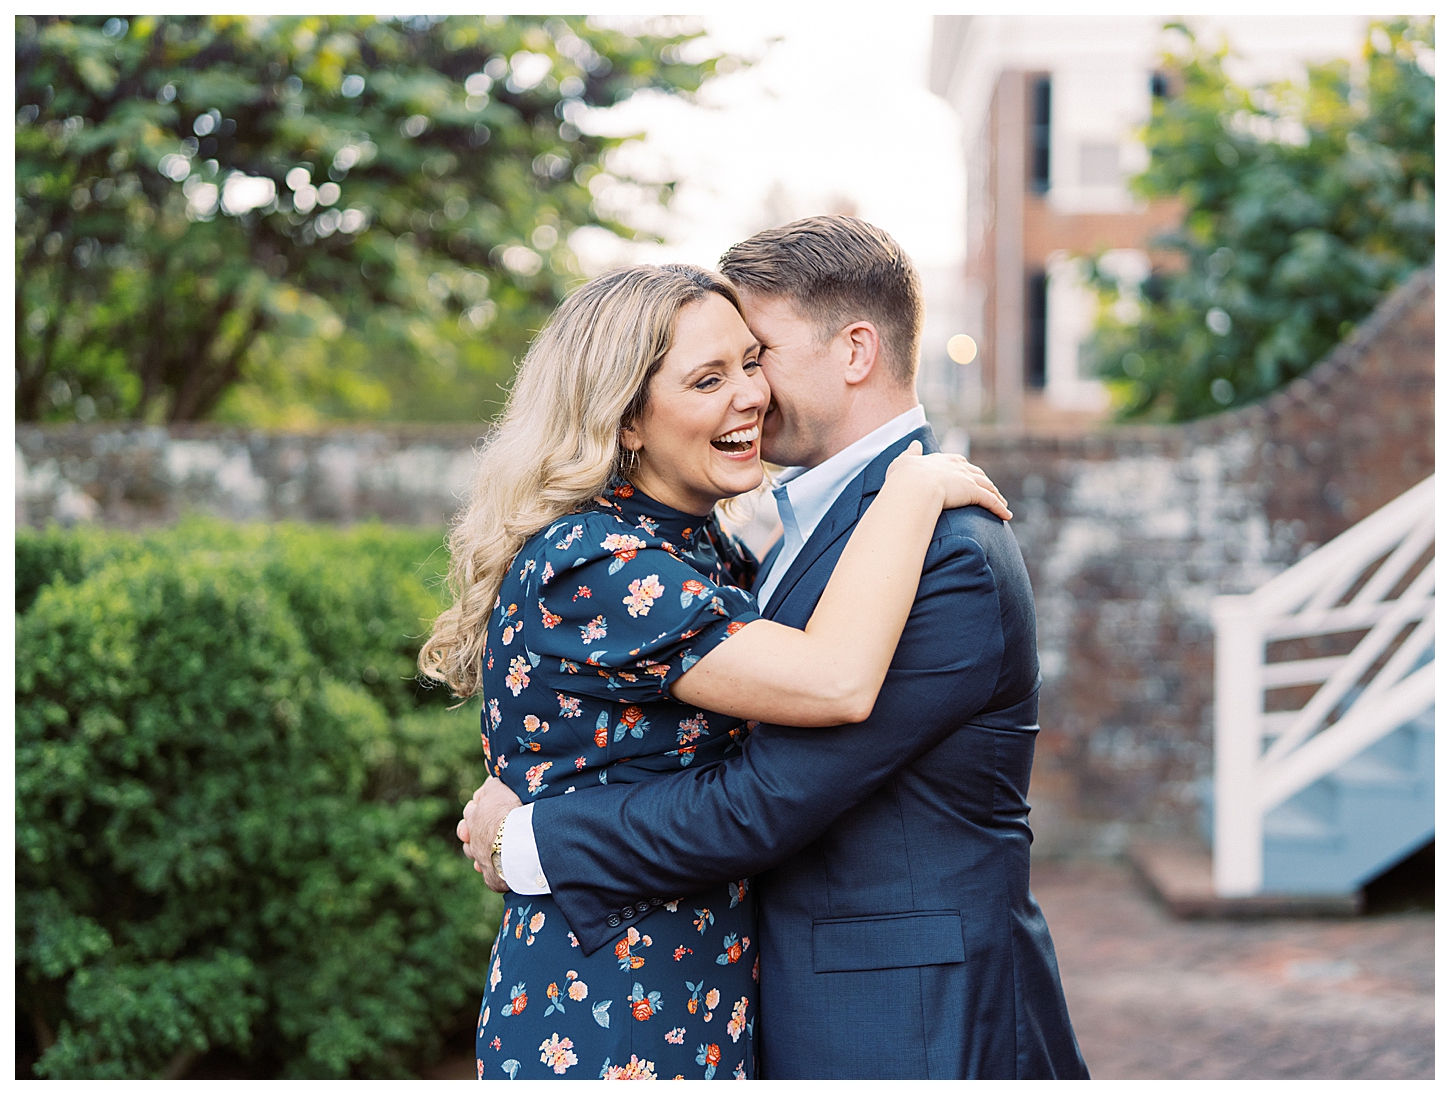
(1085, 17), (1433, 421)
(15, 14), (726, 424)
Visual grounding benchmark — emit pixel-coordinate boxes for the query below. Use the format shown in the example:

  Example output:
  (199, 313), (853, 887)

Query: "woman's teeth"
(711, 425), (759, 453)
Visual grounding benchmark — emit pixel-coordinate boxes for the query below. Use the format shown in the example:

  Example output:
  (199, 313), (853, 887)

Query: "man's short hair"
(719, 215), (923, 386)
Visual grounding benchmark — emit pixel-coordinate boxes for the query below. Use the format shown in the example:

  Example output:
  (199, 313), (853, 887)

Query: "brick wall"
(967, 268), (1433, 853)
(15, 270), (1432, 855)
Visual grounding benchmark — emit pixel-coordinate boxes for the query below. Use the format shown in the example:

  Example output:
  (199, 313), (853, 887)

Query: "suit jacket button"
(607, 914), (621, 928)
(649, 897), (663, 906)
(636, 901), (651, 913)
(621, 905), (634, 919)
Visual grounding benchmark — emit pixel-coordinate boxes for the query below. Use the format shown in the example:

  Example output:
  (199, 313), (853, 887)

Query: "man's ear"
(841, 320), (881, 386)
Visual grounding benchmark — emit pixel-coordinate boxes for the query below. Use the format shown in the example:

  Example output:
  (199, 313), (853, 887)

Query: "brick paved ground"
(1030, 860), (1434, 1080)
(424, 858), (1433, 1080)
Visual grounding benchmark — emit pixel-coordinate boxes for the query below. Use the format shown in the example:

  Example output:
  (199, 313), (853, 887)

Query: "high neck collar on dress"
(589, 479), (709, 544)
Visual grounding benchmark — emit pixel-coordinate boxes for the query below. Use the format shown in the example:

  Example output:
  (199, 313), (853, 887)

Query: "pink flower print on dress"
(574, 756), (586, 770)
(601, 533), (647, 573)
(673, 946), (692, 961)
(501, 622), (519, 645)
(488, 698), (502, 730)
(505, 655), (531, 696)
(680, 578), (708, 608)
(555, 524), (583, 550)
(490, 1036), (501, 1051)
(572, 585), (591, 601)
(518, 558), (536, 581)
(636, 514), (659, 536)
(734, 1059), (747, 1080)
(727, 997), (748, 1043)
(538, 1033), (577, 1075)
(539, 599), (562, 629)
(525, 761), (552, 795)
(540, 561), (554, 585)
(567, 972), (589, 1001)
(665, 1027), (686, 1045)
(600, 1055), (657, 1080)
(623, 574), (664, 617)
(579, 614), (608, 643)
(705, 987), (720, 1012)
(517, 714), (549, 754)
(557, 693), (581, 718)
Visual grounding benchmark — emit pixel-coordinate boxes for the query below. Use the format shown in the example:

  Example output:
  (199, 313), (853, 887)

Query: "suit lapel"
(761, 425), (938, 619)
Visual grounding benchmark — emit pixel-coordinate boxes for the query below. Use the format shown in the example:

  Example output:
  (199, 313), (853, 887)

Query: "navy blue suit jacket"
(532, 428), (1088, 1079)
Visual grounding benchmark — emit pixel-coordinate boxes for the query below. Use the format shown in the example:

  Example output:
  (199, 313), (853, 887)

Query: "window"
(1026, 271), (1047, 389)
(1030, 76), (1051, 193)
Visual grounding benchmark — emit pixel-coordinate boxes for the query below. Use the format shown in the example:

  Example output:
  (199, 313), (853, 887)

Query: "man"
(462, 216), (1088, 1079)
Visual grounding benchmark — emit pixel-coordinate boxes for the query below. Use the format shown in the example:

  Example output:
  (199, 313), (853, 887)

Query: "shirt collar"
(775, 405), (928, 545)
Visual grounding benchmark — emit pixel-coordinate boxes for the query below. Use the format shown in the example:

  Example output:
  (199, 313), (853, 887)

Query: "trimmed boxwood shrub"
(16, 518), (501, 1078)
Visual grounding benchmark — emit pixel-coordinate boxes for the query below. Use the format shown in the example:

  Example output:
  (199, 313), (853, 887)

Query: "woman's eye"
(744, 358), (762, 371)
(695, 376), (722, 391)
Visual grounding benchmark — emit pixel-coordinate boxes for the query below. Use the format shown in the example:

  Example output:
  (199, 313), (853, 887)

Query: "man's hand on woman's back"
(458, 777), (523, 893)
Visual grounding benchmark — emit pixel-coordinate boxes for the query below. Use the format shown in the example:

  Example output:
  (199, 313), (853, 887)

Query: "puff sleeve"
(517, 517), (761, 705)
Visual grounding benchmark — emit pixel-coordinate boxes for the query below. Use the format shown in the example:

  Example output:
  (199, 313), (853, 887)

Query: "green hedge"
(16, 518), (501, 1078)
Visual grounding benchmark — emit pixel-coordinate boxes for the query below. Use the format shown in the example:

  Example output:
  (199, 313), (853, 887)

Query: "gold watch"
(490, 816), (508, 883)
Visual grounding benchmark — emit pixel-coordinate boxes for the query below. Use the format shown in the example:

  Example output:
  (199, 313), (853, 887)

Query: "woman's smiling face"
(622, 292), (769, 516)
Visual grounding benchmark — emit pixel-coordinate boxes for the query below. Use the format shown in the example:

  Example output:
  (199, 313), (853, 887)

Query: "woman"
(419, 264), (1008, 1080)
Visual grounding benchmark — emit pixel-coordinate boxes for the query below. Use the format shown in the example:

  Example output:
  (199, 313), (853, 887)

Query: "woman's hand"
(885, 441), (1012, 520)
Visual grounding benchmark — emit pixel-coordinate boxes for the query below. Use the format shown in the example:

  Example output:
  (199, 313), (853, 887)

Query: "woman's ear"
(619, 425), (642, 454)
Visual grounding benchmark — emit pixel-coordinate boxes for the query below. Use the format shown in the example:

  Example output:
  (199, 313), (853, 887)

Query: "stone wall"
(15, 270), (1433, 855)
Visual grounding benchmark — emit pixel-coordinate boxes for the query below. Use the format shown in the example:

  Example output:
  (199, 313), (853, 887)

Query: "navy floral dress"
(475, 481), (763, 1080)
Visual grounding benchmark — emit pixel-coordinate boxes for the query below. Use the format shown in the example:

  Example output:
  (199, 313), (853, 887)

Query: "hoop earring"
(620, 447), (639, 476)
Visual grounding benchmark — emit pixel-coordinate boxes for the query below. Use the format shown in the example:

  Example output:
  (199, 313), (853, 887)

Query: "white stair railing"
(1212, 476), (1434, 897)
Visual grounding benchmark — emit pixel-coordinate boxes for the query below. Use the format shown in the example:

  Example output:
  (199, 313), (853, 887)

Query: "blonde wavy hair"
(419, 263), (745, 699)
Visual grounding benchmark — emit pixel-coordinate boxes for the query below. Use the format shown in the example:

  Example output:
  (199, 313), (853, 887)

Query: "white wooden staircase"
(1210, 476), (1434, 898)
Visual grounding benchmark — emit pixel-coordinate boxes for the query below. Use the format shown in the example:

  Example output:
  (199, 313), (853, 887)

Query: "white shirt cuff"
(499, 802), (551, 894)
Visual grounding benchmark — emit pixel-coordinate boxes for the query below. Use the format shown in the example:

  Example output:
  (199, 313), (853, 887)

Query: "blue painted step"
(1261, 709), (1434, 895)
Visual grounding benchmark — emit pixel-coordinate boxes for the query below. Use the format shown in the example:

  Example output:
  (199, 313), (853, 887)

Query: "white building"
(927, 14), (1370, 430)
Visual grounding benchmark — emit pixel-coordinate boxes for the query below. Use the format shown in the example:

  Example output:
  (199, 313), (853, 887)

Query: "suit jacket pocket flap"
(812, 910), (965, 973)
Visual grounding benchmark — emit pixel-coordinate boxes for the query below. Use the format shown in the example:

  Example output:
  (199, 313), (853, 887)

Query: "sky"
(570, 14), (966, 276)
